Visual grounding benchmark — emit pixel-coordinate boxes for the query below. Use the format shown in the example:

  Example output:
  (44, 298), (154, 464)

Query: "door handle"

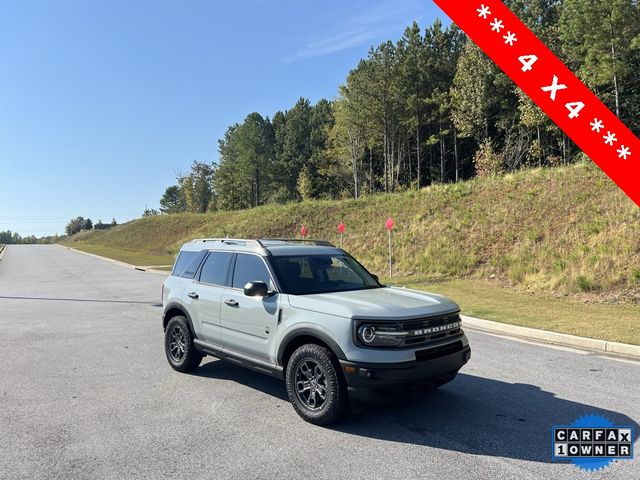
(187, 292), (199, 299)
(224, 299), (239, 307)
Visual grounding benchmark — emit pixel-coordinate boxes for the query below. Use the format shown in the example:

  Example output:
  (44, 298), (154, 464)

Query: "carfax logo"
(552, 414), (634, 472)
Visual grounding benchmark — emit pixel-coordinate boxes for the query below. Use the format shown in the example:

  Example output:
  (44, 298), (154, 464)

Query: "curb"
(461, 315), (640, 359)
(49, 245), (640, 360)
(57, 244), (169, 276)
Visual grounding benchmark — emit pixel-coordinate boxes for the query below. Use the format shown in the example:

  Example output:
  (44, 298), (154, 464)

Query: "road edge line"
(461, 315), (640, 360)
(56, 244), (168, 276)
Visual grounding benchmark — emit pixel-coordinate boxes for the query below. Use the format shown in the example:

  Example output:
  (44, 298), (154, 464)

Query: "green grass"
(69, 244), (174, 267)
(61, 162), (640, 303)
(58, 162), (640, 344)
(388, 277), (640, 345)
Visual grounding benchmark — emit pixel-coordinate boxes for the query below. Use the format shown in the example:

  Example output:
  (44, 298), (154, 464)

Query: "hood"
(287, 286), (459, 320)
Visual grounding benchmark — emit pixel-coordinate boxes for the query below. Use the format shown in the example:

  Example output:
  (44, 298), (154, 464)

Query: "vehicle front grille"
(397, 313), (462, 348)
(415, 340), (463, 362)
(400, 312), (460, 331)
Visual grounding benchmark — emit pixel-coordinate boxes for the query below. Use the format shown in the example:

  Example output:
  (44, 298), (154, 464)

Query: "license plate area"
(415, 340), (463, 362)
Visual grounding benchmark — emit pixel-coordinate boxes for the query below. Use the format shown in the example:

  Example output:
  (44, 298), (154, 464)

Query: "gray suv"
(162, 238), (471, 425)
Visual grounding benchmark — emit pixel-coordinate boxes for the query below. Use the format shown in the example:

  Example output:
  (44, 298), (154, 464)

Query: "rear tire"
(285, 344), (349, 425)
(164, 316), (203, 373)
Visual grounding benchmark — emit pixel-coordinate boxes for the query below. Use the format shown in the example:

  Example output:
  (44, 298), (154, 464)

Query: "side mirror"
(244, 281), (269, 297)
(371, 274), (379, 283)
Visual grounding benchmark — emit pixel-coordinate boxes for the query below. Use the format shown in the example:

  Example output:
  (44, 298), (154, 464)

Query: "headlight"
(357, 324), (407, 347)
(360, 325), (376, 343)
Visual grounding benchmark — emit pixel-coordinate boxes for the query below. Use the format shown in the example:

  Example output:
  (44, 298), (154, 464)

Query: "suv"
(162, 238), (470, 425)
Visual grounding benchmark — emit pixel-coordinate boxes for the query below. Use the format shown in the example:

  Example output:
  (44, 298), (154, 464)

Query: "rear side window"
(232, 254), (273, 289)
(172, 251), (197, 276)
(173, 250), (206, 279)
(199, 252), (232, 286)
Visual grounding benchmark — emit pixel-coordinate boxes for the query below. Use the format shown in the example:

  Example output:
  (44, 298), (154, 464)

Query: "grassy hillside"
(63, 162), (640, 302)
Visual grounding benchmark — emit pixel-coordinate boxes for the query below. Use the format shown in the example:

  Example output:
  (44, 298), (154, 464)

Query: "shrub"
(473, 140), (504, 177)
(576, 275), (592, 292)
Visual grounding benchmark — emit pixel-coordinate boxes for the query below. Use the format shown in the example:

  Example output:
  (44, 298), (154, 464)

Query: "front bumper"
(340, 338), (471, 404)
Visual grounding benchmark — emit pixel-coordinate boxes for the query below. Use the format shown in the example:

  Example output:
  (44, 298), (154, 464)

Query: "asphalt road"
(1, 245), (638, 480)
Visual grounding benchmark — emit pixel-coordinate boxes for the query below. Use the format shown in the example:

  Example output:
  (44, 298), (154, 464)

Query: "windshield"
(270, 254), (381, 295)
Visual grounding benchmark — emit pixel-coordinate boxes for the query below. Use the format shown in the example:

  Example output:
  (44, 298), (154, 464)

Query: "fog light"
(359, 368), (375, 379)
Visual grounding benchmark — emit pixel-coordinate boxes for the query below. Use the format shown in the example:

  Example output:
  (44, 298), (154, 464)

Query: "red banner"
(433, 0), (640, 207)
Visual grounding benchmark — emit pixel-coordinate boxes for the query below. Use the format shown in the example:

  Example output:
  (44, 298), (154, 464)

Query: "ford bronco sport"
(162, 238), (470, 425)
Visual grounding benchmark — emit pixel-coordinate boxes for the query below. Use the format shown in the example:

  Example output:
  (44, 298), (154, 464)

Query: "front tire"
(164, 316), (203, 373)
(285, 344), (349, 425)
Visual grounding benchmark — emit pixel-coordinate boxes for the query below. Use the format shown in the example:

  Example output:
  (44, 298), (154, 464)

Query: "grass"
(59, 161), (640, 344)
(60, 162), (640, 304)
(388, 277), (640, 345)
(68, 244), (174, 267)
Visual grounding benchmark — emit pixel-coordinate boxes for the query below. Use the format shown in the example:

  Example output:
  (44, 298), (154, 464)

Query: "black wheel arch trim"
(277, 328), (347, 366)
(163, 302), (196, 336)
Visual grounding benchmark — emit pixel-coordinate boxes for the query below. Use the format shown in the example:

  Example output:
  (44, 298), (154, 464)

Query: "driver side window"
(232, 254), (273, 289)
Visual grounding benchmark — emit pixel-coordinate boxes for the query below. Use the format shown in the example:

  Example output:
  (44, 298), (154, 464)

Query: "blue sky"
(0, 0), (446, 236)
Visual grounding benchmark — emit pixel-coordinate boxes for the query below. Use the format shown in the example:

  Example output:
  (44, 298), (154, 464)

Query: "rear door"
(189, 251), (233, 344)
(220, 253), (280, 362)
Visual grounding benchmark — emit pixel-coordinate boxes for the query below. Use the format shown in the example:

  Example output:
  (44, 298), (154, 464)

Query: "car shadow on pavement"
(333, 372), (639, 464)
(191, 361), (637, 464)
(192, 358), (289, 401)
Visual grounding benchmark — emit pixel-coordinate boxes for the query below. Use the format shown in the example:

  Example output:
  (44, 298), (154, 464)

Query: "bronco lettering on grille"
(411, 321), (461, 336)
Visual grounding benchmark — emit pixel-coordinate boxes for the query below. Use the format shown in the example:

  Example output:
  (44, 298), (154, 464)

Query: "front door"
(220, 253), (280, 363)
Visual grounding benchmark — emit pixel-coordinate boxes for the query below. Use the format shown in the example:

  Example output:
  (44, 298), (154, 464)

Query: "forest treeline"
(0, 230), (61, 245)
(157, 0), (640, 214)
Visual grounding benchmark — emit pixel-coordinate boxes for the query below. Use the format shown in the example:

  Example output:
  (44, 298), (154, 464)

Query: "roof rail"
(191, 238), (266, 248)
(259, 238), (335, 247)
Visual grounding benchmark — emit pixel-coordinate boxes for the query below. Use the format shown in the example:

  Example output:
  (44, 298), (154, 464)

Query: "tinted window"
(173, 251), (197, 276)
(179, 251), (207, 279)
(232, 254), (272, 289)
(199, 252), (232, 286)
(271, 254), (380, 295)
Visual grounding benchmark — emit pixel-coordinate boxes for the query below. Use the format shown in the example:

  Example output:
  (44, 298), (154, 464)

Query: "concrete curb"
(57, 244), (169, 276)
(461, 315), (640, 359)
(50, 245), (640, 359)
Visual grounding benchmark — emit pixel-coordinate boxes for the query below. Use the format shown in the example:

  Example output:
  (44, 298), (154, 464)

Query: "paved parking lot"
(1, 245), (638, 479)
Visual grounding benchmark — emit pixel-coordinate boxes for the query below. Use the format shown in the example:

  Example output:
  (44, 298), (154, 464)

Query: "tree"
(0, 231), (58, 244)
(338, 61), (379, 193)
(326, 97), (363, 198)
(84, 218), (93, 230)
(451, 42), (494, 144)
(65, 217), (86, 236)
(180, 161), (216, 213)
(424, 21), (465, 183)
(159, 185), (186, 213)
(156, 12), (640, 206)
(302, 99), (338, 199)
(560, 0), (640, 131)
(215, 113), (275, 209)
(142, 207), (159, 217)
(398, 22), (426, 187)
(474, 140), (503, 177)
(276, 98), (313, 200)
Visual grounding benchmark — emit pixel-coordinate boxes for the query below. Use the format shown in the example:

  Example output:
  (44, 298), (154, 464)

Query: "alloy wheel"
(294, 359), (328, 410)
(169, 326), (186, 362)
